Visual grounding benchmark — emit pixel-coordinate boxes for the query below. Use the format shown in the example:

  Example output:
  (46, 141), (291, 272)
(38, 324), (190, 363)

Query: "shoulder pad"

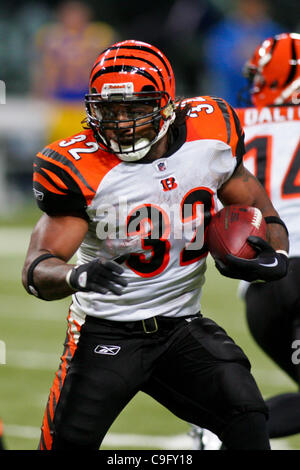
(184, 96), (245, 163)
(33, 129), (121, 216)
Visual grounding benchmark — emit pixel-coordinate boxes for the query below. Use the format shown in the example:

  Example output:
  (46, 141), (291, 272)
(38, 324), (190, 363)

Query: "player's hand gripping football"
(215, 236), (289, 282)
(66, 258), (128, 295)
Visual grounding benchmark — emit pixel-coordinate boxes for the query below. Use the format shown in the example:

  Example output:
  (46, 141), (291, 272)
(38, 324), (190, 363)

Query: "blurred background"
(0, 0), (299, 217)
(0, 0), (299, 450)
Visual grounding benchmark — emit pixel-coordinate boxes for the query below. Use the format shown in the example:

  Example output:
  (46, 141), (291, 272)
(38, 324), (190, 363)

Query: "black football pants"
(49, 313), (269, 450)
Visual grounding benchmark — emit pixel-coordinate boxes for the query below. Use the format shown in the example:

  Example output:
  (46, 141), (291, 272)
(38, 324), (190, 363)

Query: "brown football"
(207, 205), (267, 264)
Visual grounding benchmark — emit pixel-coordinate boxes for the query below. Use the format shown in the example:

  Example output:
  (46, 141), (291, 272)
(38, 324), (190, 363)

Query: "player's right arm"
(22, 213), (88, 300)
(22, 136), (127, 301)
(22, 213), (128, 301)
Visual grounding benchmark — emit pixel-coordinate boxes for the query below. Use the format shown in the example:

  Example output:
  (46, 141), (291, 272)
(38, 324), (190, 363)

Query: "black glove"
(67, 258), (128, 296)
(215, 236), (288, 282)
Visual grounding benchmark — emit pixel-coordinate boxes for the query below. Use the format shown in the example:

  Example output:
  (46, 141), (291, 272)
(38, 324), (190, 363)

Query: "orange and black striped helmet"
(85, 39), (176, 161)
(243, 33), (300, 107)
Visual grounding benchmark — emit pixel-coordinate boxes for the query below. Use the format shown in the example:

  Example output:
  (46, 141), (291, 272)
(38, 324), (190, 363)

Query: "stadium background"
(0, 0), (299, 450)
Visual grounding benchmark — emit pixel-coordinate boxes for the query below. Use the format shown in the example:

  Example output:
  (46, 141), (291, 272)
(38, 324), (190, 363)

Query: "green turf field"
(0, 204), (299, 450)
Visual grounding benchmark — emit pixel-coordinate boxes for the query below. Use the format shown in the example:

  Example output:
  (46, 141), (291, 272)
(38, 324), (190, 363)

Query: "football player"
(22, 40), (289, 450)
(237, 32), (300, 441)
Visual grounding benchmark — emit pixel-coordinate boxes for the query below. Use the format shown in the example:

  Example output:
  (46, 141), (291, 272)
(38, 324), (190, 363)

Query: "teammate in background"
(237, 32), (300, 441)
(22, 40), (289, 450)
(191, 32), (300, 450)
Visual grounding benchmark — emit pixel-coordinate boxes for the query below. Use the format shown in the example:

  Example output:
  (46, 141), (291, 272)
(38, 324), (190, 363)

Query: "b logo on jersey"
(160, 177), (178, 192)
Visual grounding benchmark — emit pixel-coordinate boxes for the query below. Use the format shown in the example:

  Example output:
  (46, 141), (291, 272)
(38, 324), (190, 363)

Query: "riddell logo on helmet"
(101, 82), (134, 98)
(108, 84), (130, 88)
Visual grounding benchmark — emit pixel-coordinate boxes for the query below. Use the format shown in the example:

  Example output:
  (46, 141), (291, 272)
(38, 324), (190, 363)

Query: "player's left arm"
(217, 162), (289, 282)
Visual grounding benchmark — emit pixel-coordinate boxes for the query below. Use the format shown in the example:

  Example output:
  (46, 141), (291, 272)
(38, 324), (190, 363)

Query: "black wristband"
(264, 216), (289, 236)
(27, 253), (58, 299)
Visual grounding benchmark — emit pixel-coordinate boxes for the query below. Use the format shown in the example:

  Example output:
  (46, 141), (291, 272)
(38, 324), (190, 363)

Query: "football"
(207, 205), (267, 263)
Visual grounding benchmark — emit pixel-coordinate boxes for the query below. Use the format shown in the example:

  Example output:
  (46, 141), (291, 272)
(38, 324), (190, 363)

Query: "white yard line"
(103, 433), (194, 449)
(2, 424), (294, 450)
(4, 350), (60, 370)
(2, 424), (194, 448)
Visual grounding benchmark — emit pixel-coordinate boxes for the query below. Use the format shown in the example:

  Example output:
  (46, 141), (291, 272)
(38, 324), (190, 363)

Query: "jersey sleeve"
(33, 145), (95, 220)
(207, 96), (246, 168)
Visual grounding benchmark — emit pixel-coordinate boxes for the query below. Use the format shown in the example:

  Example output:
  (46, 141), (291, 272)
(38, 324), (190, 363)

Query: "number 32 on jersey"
(126, 187), (215, 277)
(59, 134), (99, 160)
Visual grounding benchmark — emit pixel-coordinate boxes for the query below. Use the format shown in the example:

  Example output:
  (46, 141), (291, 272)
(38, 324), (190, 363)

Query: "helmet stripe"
(98, 55), (165, 91)
(283, 37), (297, 87)
(103, 45), (172, 85)
(91, 64), (160, 90)
(270, 37), (278, 55)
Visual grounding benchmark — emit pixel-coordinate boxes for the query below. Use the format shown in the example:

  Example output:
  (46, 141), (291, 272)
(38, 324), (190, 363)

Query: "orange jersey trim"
(33, 172), (67, 195)
(41, 167), (69, 191)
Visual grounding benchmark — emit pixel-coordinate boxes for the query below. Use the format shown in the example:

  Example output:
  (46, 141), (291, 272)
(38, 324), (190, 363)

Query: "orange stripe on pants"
(38, 311), (81, 450)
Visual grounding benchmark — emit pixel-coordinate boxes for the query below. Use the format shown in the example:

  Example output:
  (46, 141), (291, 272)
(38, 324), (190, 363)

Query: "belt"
(85, 313), (200, 334)
(142, 317), (158, 333)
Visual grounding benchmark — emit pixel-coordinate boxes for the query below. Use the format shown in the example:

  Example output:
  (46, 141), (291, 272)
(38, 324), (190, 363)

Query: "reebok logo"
(33, 188), (44, 201)
(94, 345), (121, 355)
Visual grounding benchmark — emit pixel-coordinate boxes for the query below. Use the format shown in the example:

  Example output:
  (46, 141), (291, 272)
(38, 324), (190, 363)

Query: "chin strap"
(111, 138), (151, 162)
(111, 111), (176, 162)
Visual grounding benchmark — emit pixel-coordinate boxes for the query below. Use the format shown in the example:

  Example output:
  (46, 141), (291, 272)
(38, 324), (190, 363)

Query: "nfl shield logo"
(157, 161), (167, 172)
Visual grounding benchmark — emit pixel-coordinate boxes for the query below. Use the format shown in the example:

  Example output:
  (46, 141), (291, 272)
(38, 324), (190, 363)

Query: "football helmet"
(243, 33), (300, 107)
(85, 39), (176, 161)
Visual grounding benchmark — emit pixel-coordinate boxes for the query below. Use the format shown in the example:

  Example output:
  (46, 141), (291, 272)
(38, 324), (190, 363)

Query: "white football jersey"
(33, 96), (244, 322)
(236, 105), (300, 257)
